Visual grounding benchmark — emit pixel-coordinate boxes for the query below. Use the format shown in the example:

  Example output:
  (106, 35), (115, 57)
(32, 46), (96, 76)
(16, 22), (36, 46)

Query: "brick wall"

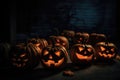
(31, 0), (117, 37)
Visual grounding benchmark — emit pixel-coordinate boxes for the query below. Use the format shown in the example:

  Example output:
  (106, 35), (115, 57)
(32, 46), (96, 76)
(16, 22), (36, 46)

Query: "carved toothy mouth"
(42, 58), (64, 67)
(98, 52), (115, 58)
(76, 53), (93, 61)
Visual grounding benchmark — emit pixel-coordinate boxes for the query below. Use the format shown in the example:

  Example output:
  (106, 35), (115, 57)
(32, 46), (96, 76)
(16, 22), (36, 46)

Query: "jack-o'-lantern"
(94, 42), (117, 60)
(89, 33), (106, 46)
(73, 32), (89, 44)
(70, 44), (95, 65)
(40, 45), (68, 69)
(61, 30), (75, 42)
(47, 36), (69, 50)
(9, 43), (40, 70)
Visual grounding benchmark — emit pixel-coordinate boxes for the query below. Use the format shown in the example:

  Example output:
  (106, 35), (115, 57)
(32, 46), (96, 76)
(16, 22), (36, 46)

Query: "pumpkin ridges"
(57, 36), (69, 50)
(70, 43), (95, 65)
(94, 41), (117, 60)
(40, 45), (68, 69)
(26, 43), (40, 67)
(9, 43), (40, 70)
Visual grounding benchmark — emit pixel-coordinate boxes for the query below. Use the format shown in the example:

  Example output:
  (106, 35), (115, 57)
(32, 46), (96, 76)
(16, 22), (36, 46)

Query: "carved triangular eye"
(87, 48), (92, 52)
(55, 51), (61, 57)
(79, 47), (84, 51)
(43, 50), (49, 56)
(100, 46), (106, 51)
(111, 48), (115, 52)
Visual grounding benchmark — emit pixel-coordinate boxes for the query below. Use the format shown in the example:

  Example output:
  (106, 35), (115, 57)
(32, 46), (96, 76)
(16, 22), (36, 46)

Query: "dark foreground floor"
(0, 59), (120, 80)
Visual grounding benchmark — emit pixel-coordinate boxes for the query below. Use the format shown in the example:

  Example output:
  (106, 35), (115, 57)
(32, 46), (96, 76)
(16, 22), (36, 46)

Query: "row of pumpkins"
(0, 30), (118, 71)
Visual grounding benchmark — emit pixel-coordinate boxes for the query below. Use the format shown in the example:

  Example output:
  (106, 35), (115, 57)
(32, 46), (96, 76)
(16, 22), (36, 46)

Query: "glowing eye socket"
(79, 47), (84, 51)
(43, 50), (49, 56)
(87, 48), (92, 52)
(55, 51), (61, 56)
(100, 46), (106, 51)
(20, 53), (26, 57)
(111, 48), (115, 52)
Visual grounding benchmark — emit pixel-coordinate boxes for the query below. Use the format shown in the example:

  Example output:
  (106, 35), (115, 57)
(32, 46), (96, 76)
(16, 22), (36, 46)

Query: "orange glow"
(100, 46), (106, 51)
(43, 50), (49, 56)
(78, 47), (84, 51)
(55, 51), (61, 57)
(42, 58), (64, 67)
(76, 53), (93, 61)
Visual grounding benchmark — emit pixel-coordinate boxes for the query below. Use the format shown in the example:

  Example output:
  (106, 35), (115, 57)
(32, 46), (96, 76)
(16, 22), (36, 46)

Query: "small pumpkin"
(9, 43), (40, 70)
(47, 36), (69, 50)
(40, 45), (68, 69)
(89, 33), (106, 46)
(70, 44), (95, 65)
(61, 30), (75, 42)
(73, 32), (89, 44)
(94, 42), (117, 60)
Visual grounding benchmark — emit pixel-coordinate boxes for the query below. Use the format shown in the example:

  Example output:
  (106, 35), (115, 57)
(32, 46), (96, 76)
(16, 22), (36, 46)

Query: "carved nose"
(49, 55), (53, 59)
(106, 50), (109, 53)
(84, 51), (87, 54)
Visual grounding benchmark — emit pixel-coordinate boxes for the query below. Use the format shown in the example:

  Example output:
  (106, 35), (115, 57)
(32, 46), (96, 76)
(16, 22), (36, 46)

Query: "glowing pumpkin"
(40, 45), (68, 69)
(70, 44), (95, 65)
(9, 43), (40, 70)
(73, 32), (89, 44)
(94, 42), (117, 60)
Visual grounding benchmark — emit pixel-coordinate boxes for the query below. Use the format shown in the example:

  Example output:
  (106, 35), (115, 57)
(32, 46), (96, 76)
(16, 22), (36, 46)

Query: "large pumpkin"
(73, 32), (89, 44)
(9, 43), (40, 70)
(70, 44), (95, 65)
(40, 45), (68, 69)
(94, 42), (117, 60)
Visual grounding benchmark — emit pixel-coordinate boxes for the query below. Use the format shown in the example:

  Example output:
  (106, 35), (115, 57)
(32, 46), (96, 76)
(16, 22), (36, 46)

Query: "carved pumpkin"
(89, 33), (106, 46)
(9, 43), (40, 70)
(94, 42), (117, 60)
(61, 30), (75, 42)
(47, 36), (69, 50)
(27, 38), (48, 49)
(73, 32), (89, 44)
(70, 44), (95, 65)
(40, 45), (68, 69)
